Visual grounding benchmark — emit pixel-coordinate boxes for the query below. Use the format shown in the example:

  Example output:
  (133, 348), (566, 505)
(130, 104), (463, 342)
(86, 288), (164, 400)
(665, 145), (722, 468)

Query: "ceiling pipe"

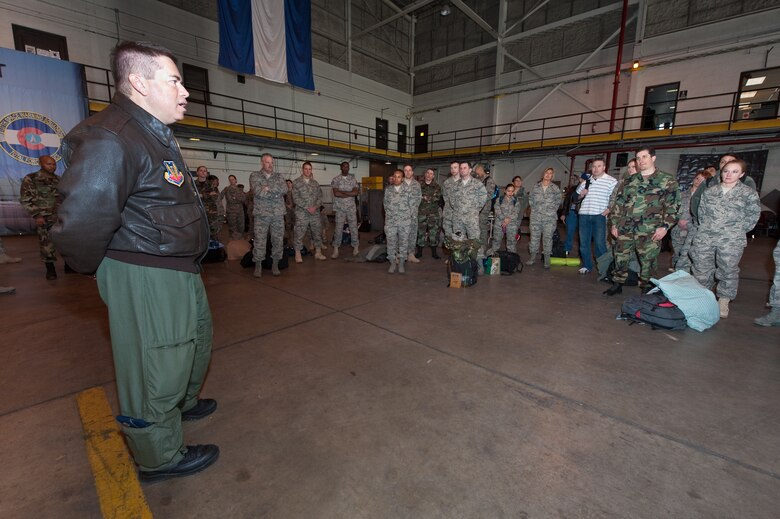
(609, 0), (629, 134)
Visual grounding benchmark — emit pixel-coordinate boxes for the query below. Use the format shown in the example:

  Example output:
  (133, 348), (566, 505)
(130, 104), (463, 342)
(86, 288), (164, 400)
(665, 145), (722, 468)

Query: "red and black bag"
(620, 293), (687, 331)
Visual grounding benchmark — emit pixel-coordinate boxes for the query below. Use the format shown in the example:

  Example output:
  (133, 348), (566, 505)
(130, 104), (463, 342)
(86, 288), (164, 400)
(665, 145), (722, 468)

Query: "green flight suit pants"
(96, 258), (213, 472)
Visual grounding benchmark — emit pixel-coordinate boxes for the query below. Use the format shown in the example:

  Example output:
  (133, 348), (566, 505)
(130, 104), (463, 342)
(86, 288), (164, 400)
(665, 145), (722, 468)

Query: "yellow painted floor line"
(77, 387), (152, 519)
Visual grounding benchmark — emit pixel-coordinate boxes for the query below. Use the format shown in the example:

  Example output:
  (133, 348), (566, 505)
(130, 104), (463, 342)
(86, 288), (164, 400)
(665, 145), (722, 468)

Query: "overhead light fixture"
(745, 76), (765, 86)
(740, 91), (757, 99)
(385, 161), (392, 165)
(440, 3), (451, 16)
(632, 60), (640, 70)
(189, 137), (201, 141)
(311, 153), (319, 156)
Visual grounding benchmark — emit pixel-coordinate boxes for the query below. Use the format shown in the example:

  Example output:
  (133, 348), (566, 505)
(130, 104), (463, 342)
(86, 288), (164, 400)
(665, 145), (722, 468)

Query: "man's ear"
(128, 73), (148, 96)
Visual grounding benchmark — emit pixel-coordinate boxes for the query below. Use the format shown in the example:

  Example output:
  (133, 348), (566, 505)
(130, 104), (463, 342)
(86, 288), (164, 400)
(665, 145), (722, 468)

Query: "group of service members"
(190, 148), (777, 326)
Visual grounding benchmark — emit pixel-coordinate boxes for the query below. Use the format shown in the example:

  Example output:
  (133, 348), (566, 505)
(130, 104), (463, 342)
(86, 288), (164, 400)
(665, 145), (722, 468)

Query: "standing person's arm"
(53, 131), (134, 273)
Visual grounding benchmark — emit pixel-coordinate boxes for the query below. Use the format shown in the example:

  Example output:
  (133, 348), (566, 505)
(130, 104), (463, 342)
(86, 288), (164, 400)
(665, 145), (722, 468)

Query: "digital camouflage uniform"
(20, 169), (61, 262)
(527, 182), (562, 266)
(292, 176), (323, 251)
(691, 182), (760, 300)
(451, 177), (488, 256)
(250, 170), (287, 262)
(770, 241), (780, 309)
(490, 193), (521, 254)
(682, 174), (758, 273)
(610, 170), (680, 286)
(331, 173), (360, 248)
(441, 175), (459, 238)
(405, 178), (422, 253)
(196, 179), (221, 240)
(479, 175), (497, 249)
(384, 183), (413, 263)
(417, 180), (442, 247)
(284, 190), (295, 244)
(221, 185), (246, 240)
(670, 187), (693, 270)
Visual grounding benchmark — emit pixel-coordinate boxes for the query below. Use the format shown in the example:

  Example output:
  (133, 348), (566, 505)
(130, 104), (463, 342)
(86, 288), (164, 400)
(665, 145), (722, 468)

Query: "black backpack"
(496, 250), (523, 275)
(620, 293), (687, 330)
(447, 258), (478, 287)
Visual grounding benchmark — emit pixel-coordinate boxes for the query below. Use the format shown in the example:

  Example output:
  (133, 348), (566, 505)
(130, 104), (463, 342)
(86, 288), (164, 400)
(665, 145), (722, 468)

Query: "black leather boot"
(430, 246), (440, 259)
(45, 262), (57, 280)
(603, 282), (623, 296)
(415, 245), (422, 259)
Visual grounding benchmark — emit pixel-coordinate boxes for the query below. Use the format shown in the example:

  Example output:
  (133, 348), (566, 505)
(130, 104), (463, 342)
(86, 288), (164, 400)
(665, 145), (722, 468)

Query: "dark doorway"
(641, 82), (680, 130)
(397, 123), (407, 153)
(375, 118), (388, 150)
(12, 24), (69, 60)
(415, 124), (428, 154)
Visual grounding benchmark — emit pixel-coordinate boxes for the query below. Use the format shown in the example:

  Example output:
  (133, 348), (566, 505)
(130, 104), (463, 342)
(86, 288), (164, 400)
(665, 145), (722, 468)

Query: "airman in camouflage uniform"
(451, 161), (488, 270)
(20, 155), (61, 279)
(220, 174), (246, 240)
(204, 175), (223, 240)
(754, 240), (780, 327)
(402, 164), (422, 264)
(606, 147), (680, 295)
(416, 168), (443, 259)
(474, 164), (497, 255)
(384, 170), (414, 273)
(683, 155), (755, 272)
(284, 179), (295, 244)
(441, 161), (460, 239)
(243, 185), (254, 238)
(670, 170), (708, 271)
(250, 153), (287, 277)
(527, 168), (562, 268)
(691, 159), (760, 317)
(330, 161), (360, 258)
(292, 161), (326, 262)
(490, 184), (521, 254)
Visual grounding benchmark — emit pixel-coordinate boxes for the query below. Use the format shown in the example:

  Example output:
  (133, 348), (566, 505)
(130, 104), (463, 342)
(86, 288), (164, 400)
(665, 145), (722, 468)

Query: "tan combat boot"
(407, 252), (420, 264)
(295, 250), (303, 263)
(314, 248), (326, 260)
(331, 246), (339, 259)
(253, 263), (262, 278)
(718, 297), (730, 318)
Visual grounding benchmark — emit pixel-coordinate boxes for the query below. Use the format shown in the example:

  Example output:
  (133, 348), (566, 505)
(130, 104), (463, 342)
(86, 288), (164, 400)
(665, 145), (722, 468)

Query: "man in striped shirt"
(576, 158), (618, 274)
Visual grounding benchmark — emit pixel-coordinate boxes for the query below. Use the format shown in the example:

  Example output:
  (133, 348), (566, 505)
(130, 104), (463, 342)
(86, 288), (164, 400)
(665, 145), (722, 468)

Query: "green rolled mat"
(549, 256), (581, 267)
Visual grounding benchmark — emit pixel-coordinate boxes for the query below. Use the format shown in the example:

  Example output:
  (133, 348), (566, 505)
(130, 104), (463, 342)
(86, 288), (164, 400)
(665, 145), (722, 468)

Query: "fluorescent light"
(745, 76), (765, 86)
(385, 161), (392, 165)
(311, 153), (319, 156)
(189, 137), (201, 141)
(740, 91), (757, 98)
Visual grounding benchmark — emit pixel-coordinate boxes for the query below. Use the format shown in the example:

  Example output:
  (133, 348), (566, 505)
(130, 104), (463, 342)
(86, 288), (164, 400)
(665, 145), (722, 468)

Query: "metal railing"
(84, 64), (780, 158)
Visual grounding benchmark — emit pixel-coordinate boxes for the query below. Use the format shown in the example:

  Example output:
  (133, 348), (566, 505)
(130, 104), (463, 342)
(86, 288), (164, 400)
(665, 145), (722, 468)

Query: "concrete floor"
(0, 232), (779, 518)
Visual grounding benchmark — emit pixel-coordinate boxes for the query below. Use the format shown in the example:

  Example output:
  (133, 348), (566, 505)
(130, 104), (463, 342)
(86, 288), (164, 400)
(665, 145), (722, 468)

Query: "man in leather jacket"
(52, 41), (219, 483)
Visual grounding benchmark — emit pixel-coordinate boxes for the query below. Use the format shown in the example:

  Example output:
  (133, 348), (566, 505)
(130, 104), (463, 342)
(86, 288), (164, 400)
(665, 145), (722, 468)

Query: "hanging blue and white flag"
(218, 0), (315, 91)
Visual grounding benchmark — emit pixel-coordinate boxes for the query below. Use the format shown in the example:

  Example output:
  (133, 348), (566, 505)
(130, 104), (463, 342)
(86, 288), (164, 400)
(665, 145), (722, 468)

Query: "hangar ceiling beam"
(504, 0), (550, 37)
(414, 0), (638, 72)
(517, 13), (638, 123)
(450, 0), (500, 40)
(352, 0), (435, 39)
